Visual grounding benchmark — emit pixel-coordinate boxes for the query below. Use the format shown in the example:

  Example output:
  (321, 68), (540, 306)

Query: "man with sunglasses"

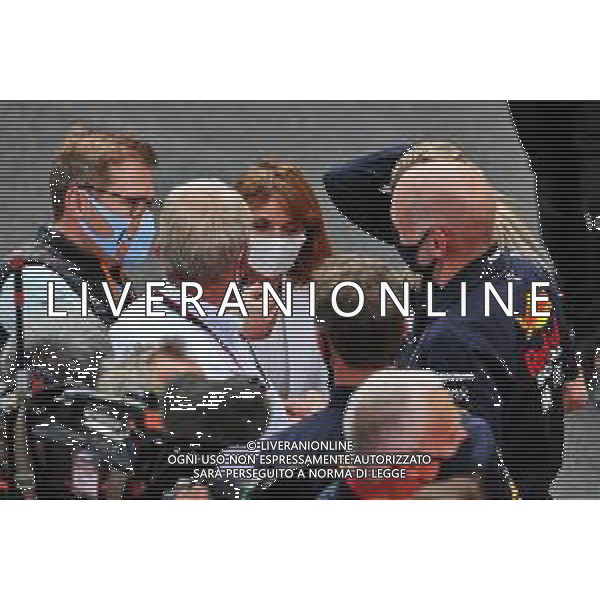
(0, 125), (158, 498)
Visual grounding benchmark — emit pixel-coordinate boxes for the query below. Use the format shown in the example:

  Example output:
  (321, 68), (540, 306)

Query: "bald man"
(392, 144), (582, 499)
(320, 369), (484, 500)
(390, 155), (497, 285)
(325, 143), (583, 499)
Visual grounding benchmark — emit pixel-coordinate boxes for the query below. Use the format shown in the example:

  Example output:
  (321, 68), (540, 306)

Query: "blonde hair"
(391, 142), (554, 273)
(51, 124), (156, 220)
(159, 179), (251, 284)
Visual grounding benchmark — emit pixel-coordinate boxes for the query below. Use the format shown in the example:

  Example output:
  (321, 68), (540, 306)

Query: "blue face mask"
(80, 193), (156, 267)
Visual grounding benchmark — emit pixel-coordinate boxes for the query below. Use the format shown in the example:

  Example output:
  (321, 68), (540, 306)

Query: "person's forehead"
(253, 195), (294, 218)
(376, 407), (461, 448)
(394, 161), (480, 195)
(106, 158), (154, 193)
(374, 387), (456, 425)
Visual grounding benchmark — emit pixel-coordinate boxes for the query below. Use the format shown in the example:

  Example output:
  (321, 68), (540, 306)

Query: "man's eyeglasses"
(77, 184), (162, 211)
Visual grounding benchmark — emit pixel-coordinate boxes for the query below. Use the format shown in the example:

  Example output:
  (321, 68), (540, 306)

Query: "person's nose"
(126, 204), (148, 236)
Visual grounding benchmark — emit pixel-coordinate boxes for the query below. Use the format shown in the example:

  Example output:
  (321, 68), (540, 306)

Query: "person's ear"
(54, 185), (81, 227)
(62, 184), (89, 217)
(61, 185), (77, 213)
(432, 414), (468, 460)
(429, 229), (449, 260)
(416, 229), (449, 266)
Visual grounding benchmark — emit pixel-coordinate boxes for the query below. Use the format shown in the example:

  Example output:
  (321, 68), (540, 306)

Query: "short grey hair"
(344, 368), (454, 453)
(159, 179), (251, 284)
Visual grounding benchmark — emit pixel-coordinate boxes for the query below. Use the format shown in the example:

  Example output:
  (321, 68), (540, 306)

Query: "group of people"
(0, 125), (588, 500)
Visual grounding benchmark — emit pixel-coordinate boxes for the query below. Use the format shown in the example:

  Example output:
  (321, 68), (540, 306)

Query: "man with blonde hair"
(0, 125), (158, 498)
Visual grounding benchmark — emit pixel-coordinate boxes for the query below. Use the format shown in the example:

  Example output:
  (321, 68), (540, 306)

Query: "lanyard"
(158, 291), (270, 385)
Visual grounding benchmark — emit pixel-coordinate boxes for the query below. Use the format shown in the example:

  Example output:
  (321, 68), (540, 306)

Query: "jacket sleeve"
(322, 145), (411, 246)
(410, 324), (506, 429)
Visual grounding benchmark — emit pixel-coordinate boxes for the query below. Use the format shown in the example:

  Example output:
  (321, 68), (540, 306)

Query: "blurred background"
(0, 101), (536, 256)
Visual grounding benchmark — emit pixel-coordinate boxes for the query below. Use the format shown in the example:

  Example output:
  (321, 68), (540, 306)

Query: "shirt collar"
(37, 226), (121, 292)
(429, 245), (504, 312)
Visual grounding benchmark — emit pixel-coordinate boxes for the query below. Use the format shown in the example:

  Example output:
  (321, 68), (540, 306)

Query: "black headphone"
(50, 167), (72, 208)
(50, 160), (98, 215)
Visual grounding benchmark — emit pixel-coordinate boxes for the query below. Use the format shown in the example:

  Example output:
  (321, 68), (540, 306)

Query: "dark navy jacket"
(409, 248), (577, 497)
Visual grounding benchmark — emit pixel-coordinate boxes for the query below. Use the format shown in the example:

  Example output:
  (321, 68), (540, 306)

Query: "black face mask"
(396, 231), (435, 279)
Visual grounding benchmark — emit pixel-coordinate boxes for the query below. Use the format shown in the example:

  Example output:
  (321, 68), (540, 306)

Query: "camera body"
(27, 375), (268, 499)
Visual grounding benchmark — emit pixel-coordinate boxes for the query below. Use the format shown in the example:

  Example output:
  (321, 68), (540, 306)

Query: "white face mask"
(248, 233), (306, 277)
